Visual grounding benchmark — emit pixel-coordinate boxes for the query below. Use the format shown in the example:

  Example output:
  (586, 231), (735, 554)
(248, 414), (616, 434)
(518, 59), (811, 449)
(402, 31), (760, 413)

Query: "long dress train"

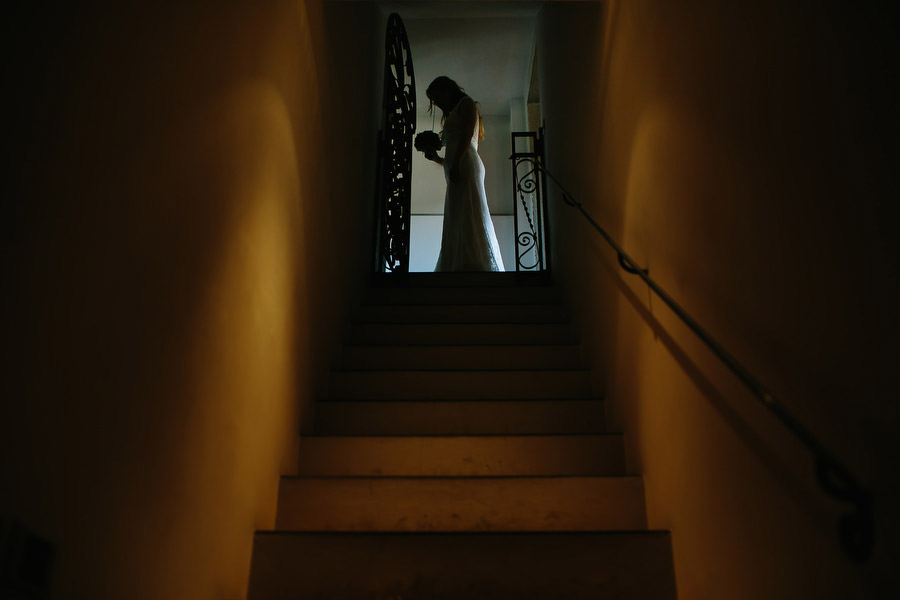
(434, 98), (505, 272)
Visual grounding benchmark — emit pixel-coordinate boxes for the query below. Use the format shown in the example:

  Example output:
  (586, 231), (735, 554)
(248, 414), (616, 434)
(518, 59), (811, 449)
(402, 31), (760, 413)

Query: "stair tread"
(337, 366), (591, 372)
(315, 399), (607, 435)
(276, 476), (647, 532)
(350, 328), (577, 344)
(367, 272), (553, 285)
(331, 369), (592, 400)
(342, 342), (581, 346)
(256, 529), (668, 535)
(283, 474), (635, 480)
(248, 277), (673, 598)
(322, 398), (601, 403)
(352, 321), (570, 326)
(353, 305), (570, 324)
(324, 397), (600, 403)
(363, 290), (561, 305)
(305, 433), (616, 438)
(248, 530), (676, 599)
(355, 303), (563, 309)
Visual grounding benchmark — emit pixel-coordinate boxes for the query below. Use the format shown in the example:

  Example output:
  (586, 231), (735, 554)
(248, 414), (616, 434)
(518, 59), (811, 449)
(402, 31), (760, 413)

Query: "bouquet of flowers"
(414, 130), (442, 156)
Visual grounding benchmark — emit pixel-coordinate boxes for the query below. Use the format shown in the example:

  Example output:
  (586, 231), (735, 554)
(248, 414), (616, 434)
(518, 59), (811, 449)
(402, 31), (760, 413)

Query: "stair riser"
(297, 435), (625, 477)
(314, 400), (607, 435)
(330, 370), (592, 400)
(348, 323), (577, 344)
(248, 276), (677, 599)
(364, 286), (561, 306)
(339, 344), (583, 370)
(353, 303), (567, 324)
(276, 477), (646, 531)
(368, 272), (551, 287)
(248, 532), (677, 599)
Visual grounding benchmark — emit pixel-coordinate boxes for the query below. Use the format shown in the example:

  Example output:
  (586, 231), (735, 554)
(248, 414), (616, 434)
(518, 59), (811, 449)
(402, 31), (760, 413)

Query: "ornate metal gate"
(510, 129), (551, 271)
(374, 13), (416, 273)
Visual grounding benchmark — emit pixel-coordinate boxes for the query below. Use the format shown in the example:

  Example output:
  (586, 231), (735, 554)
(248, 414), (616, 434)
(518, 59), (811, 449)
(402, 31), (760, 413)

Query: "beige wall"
(539, 1), (897, 597)
(1, 1), (380, 598)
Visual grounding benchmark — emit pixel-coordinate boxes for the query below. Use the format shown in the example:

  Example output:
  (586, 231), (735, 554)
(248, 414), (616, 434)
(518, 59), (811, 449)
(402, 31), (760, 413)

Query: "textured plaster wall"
(1, 1), (379, 598)
(539, 1), (898, 598)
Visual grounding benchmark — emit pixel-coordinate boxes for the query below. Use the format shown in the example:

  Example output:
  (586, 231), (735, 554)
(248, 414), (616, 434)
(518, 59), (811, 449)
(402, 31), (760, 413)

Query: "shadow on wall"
(540, 0), (898, 597)
(0, 1), (383, 598)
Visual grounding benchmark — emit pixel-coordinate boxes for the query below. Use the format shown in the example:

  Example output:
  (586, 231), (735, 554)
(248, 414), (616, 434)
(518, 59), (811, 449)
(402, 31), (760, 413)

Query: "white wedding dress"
(434, 98), (505, 272)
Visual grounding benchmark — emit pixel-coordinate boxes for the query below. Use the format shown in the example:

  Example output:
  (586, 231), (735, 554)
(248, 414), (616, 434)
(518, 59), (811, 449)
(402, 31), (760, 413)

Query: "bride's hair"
(426, 76), (485, 140)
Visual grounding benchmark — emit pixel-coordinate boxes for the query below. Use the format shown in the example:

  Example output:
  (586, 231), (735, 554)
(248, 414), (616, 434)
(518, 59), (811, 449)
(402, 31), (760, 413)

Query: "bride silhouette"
(419, 76), (505, 272)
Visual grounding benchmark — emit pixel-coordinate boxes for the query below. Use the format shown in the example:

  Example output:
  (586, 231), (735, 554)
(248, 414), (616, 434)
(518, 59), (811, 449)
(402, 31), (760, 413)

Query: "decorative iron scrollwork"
(375, 14), (416, 272)
(513, 160), (541, 270)
(517, 232), (540, 270)
(510, 131), (550, 272)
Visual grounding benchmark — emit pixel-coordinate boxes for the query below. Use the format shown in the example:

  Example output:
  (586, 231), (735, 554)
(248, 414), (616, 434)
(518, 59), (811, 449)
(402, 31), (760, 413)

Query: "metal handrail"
(536, 162), (874, 562)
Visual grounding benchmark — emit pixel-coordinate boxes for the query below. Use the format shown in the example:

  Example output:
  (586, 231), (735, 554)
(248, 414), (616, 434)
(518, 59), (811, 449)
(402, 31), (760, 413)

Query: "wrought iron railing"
(518, 153), (874, 562)
(374, 13), (416, 273)
(510, 130), (551, 272)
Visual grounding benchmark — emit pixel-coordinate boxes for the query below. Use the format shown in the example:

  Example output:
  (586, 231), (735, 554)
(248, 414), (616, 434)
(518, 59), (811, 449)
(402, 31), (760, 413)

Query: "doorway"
(384, 3), (542, 271)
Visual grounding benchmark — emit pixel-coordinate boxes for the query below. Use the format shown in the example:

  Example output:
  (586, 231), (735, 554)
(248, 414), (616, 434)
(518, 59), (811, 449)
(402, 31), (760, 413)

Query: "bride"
(420, 76), (505, 272)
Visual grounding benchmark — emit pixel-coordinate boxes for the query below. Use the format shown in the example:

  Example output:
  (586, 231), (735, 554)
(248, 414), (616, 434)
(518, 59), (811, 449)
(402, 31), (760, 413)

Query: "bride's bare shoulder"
(457, 95), (476, 109)
(455, 95), (478, 117)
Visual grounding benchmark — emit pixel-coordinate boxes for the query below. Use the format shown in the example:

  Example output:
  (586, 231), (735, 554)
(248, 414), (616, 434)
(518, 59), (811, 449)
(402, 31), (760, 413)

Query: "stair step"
(339, 343), (584, 369)
(248, 273), (676, 599)
(275, 476), (646, 531)
(363, 285), (561, 306)
(330, 369), (591, 400)
(314, 399), (607, 435)
(348, 322), (577, 344)
(297, 435), (625, 477)
(369, 271), (552, 287)
(353, 303), (567, 324)
(248, 531), (676, 599)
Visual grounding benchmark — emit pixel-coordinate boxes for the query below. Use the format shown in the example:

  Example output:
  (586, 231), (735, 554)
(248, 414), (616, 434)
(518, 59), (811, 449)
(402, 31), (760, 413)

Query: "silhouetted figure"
(419, 76), (504, 272)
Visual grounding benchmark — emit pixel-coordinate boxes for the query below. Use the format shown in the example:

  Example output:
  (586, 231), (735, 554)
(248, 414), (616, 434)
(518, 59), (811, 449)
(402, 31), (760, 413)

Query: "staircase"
(247, 273), (676, 599)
